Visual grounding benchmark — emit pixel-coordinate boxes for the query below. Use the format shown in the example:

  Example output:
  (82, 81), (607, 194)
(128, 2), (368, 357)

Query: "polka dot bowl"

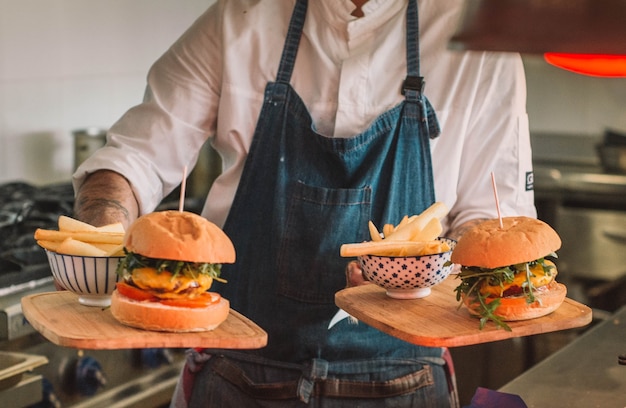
(358, 238), (456, 299)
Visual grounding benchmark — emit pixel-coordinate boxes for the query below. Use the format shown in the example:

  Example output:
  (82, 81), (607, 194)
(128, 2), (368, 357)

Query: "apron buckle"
(401, 76), (425, 95)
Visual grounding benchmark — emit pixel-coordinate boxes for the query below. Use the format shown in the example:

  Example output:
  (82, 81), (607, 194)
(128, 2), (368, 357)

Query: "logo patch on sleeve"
(525, 171), (534, 191)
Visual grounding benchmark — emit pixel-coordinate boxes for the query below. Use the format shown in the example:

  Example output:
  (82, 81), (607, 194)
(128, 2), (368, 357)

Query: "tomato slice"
(116, 282), (159, 302)
(116, 282), (221, 308)
(160, 292), (222, 309)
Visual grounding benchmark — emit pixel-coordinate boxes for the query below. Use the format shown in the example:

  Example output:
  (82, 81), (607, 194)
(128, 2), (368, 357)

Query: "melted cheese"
(480, 260), (556, 297)
(131, 267), (213, 299)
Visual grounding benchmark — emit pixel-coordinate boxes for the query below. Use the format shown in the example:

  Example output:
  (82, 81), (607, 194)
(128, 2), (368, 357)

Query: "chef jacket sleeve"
(442, 51), (536, 234)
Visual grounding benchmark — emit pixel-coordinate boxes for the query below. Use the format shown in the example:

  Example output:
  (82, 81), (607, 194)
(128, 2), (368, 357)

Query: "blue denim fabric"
(185, 348), (454, 408)
(183, 0), (456, 405)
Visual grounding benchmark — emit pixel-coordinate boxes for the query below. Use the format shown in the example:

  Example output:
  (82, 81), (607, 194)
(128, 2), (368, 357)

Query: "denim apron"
(171, 0), (458, 406)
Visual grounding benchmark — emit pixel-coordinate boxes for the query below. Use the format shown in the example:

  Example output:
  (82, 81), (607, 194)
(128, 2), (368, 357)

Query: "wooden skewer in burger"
(452, 173), (566, 331)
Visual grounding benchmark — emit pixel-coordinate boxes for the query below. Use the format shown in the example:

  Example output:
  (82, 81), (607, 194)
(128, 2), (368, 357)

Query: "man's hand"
(345, 260), (370, 288)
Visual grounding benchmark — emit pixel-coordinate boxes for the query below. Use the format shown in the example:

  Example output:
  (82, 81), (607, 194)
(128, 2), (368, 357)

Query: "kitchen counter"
(531, 133), (626, 206)
(534, 164), (626, 200)
(499, 305), (626, 407)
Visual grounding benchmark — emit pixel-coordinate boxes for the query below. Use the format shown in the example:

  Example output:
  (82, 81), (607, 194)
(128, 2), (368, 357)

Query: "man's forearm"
(73, 170), (139, 228)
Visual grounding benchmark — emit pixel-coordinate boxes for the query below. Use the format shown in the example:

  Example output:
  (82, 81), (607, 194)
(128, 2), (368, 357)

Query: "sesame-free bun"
(451, 216), (561, 269)
(463, 281), (567, 321)
(124, 210), (235, 264)
(110, 290), (230, 332)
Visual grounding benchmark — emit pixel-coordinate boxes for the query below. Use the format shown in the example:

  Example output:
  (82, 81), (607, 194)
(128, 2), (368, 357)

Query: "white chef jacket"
(73, 0), (536, 234)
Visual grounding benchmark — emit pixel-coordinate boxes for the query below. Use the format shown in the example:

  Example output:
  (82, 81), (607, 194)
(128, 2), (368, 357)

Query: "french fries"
(383, 202), (447, 242)
(35, 216), (125, 257)
(340, 240), (449, 257)
(340, 202), (450, 257)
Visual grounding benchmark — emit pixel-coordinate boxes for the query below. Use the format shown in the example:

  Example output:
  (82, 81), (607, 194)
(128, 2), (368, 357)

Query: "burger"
(110, 210), (235, 332)
(451, 216), (566, 331)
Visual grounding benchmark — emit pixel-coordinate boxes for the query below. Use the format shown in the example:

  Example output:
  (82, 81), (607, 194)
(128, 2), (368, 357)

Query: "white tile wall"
(523, 56), (626, 136)
(1, 1), (625, 185)
(0, 0), (213, 185)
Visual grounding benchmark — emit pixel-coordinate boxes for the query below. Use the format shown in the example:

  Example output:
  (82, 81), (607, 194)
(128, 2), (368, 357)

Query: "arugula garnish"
(454, 254), (557, 331)
(116, 249), (226, 283)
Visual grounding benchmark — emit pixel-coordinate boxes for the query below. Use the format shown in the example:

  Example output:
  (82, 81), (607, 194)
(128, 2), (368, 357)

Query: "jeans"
(173, 350), (458, 408)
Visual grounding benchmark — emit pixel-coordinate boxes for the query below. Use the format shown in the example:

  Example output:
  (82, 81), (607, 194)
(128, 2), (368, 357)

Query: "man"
(73, 1), (535, 406)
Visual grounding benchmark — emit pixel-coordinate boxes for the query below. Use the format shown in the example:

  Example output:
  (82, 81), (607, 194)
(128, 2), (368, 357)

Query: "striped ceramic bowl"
(45, 250), (123, 307)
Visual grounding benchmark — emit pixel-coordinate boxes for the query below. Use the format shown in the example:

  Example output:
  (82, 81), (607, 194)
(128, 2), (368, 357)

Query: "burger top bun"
(124, 210), (235, 264)
(451, 216), (561, 269)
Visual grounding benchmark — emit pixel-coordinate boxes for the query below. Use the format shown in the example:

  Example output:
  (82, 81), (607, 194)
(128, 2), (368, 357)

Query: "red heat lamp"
(448, 0), (626, 78)
(543, 54), (626, 78)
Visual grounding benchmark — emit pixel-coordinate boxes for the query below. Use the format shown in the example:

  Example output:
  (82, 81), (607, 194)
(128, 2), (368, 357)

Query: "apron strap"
(279, 0), (426, 103)
(275, 0), (308, 84)
(402, 0), (424, 99)
(402, 0), (441, 139)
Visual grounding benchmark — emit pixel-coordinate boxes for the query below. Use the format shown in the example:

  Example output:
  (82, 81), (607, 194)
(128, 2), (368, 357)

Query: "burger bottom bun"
(110, 290), (230, 332)
(464, 282), (567, 322)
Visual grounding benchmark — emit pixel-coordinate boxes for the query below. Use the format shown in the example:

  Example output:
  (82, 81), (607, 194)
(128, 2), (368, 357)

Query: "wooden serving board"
(335, 277), (592, 348)
(21, 292), (268, 350)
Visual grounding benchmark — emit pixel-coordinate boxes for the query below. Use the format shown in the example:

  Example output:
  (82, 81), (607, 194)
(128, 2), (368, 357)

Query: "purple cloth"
(463, 387), (528, 408)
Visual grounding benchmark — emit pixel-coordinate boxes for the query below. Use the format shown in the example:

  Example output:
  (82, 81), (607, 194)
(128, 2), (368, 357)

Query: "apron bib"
(171, 1), (460, 406)
(215, 0), (441, 363)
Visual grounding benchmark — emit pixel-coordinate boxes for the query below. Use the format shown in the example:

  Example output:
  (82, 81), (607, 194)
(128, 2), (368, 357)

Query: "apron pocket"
(276, 181), (371, 303)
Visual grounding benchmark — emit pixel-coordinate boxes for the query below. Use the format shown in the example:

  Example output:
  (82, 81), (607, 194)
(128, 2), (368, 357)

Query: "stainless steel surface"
(0, 282), (185, 406)
(0, 179), (187, 407)
(531, 133), (626, 197)
(533, 163), (626, 289)
(534, 165), (626, 197)
(1, 326), (186, 407)
(0, 278), (55, 341)
(0, 351), (47, 389)
(73, 128), (106, 170)
(449, 0), (626, 55)
(532, 133), (626, 312)
(597, 144), (626, 174)
(531, 132), (602, 167)
(500, 305), (626, 407)
(0, 351), (47, 407)
(555, 207), (626, 281)
(533, 165), (626, 310)
(68, 362), (183, 408)
(187, 141), (222, 201)
(0, 374), (44, 408)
